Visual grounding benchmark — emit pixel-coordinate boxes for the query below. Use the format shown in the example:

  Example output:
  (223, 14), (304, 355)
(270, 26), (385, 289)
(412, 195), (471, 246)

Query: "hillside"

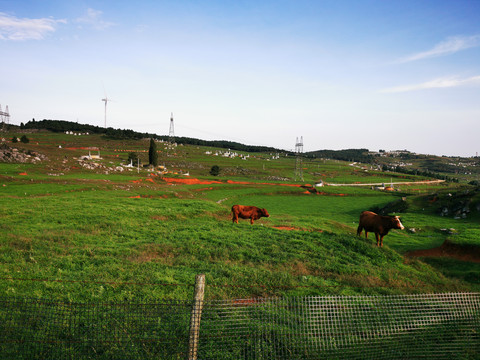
(1, 127), (480, 302)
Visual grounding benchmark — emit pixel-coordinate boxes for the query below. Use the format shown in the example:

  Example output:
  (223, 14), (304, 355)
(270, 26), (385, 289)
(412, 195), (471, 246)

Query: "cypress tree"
(148, 138), (158, 166)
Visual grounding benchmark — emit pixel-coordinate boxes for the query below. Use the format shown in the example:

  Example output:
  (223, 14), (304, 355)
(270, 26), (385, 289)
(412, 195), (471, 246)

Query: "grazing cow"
(357, 211), (404, 247)
(231, 205), (270, 224)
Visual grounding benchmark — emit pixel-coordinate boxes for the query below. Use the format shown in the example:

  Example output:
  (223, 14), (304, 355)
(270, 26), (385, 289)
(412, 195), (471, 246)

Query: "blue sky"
(1, 1), (479, 157)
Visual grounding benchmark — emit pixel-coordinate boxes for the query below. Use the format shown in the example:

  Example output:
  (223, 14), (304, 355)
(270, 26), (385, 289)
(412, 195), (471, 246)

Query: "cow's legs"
(250, 218), (254, 224)
(375, 233), (380, 247)
(232, 213), (238, 224)
(380, 236), (384, 247)
(356, 225), (363, 236)
(364, 231), (368, 239)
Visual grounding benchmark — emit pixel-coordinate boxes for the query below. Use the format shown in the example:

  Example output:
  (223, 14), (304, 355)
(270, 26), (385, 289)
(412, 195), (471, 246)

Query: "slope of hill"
(1, 127), (479, 302)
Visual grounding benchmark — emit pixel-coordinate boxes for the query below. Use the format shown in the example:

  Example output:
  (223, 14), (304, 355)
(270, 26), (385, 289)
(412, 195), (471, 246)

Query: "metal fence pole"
(188, 274), (205, 360)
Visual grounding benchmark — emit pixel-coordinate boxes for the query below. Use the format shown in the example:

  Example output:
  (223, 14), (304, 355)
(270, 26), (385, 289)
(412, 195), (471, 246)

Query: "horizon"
(1, 1), (479, 157)
(11, 118), (479, 158)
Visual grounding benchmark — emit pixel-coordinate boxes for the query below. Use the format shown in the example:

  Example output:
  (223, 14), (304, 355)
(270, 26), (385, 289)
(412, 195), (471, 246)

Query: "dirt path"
(157, 177), (444, 188)
(327, 180), (445, 187)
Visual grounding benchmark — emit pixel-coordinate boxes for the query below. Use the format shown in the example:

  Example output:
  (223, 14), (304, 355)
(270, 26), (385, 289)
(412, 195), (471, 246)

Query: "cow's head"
(393, 216), (404, 230)
(262, 208), (270, 217)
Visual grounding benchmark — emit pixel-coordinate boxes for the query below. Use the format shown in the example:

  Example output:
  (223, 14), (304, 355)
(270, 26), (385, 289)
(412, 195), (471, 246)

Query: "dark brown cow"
(357, 210), (404, 247)
(231, 205), (270, 224)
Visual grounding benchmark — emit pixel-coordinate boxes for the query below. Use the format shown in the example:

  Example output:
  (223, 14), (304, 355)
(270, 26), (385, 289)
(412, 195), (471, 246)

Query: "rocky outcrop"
(0, 144), (47, 163)
(435, 190), (478, 219)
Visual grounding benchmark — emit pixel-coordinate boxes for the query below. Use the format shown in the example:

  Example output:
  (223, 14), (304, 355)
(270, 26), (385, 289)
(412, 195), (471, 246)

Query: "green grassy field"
(1, 131), (479, 302)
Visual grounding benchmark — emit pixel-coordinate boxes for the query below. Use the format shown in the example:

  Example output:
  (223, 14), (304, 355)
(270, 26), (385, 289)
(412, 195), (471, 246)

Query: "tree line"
(21, 119), (155, 140)
(305, 148), (374, 163)
(20, 119), (283, 153)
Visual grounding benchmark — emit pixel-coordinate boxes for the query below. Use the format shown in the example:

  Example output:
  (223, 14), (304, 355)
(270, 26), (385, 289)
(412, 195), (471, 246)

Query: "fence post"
(188, 274), (205, 360)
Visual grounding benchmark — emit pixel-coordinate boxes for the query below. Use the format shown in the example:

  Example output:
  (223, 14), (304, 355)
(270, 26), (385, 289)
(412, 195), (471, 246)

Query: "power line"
(0, 104), (10, 131)
(294, 136), (304, 181)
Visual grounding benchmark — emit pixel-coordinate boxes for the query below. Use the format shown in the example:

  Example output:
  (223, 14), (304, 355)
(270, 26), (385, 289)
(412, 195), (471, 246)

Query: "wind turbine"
(101, 86), (113, 128)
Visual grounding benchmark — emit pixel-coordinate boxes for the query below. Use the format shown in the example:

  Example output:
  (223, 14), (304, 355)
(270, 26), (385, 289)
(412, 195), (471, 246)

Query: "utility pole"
(0, 105), (10, 132)
(167, 112), (175, 157)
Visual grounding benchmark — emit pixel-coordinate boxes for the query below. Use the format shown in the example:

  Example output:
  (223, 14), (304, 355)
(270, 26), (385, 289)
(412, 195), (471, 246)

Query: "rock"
(0, 144), (47, 163)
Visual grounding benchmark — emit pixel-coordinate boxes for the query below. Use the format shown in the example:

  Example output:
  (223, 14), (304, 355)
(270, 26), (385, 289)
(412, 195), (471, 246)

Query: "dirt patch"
(406, 240), (480, 263)
(274, 226), (306, 231)
(151, 215), (168, 221)
(129, 244), (175, 264)
(162, 177), (222, 185)
(273, 226), (323, 232)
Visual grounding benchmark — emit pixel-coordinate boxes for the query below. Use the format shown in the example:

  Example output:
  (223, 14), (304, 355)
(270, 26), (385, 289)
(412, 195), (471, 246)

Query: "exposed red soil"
(162, 177), (222, 185)
(317, 192), (347, 196)
(18, 172), (28, 176)
(406, 240), (480, 263)
(128, 177), (349, 198)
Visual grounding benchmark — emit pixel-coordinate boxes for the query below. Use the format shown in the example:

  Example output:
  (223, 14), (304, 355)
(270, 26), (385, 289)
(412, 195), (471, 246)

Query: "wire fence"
(1, 292), (479, 359)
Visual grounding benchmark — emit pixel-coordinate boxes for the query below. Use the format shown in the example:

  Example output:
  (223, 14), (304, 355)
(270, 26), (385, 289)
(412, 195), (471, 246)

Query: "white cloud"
(0, 12), (66, 41)
(75, 8), (114, 30)
(381, 75), (480, 93)
(399, 35), (480, 63)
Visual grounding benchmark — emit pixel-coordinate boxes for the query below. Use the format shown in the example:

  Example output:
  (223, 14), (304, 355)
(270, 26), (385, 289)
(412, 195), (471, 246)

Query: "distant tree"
(20, 122), (25, 129)
(11, 136), (18, 143)
(148, 138), (158, 166)
(20, 135), (29, 143)
(127, 152), (139, 165)
(210, 165), (220, 176)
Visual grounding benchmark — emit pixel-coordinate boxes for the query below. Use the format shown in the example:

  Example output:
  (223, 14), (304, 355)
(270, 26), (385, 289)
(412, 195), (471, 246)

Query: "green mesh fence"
(198, 293), (480, 359)
(1, 293), (479, 359)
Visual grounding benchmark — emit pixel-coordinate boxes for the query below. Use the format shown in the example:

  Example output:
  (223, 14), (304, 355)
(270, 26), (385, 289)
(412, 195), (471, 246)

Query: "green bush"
(127, 152), (139, 165)
(210, 165), (220, 176)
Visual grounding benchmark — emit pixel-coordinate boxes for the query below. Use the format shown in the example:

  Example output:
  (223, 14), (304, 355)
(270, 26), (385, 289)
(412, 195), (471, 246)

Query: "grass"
(1, 131), (479, 304)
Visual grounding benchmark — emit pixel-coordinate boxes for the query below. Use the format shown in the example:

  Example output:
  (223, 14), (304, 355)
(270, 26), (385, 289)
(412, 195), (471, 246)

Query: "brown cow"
(357, 210), (404, 247)
(231, 205), (270, 224)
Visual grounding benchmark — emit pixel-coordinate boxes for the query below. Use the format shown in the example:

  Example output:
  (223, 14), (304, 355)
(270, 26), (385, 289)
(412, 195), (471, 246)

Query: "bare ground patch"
(129, 244), (176, 265)
(272, 226), (323, 232)
(406, 240), (480, 263)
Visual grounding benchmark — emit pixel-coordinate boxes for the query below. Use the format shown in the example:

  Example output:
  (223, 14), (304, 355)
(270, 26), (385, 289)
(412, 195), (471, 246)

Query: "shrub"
(127, 152), (139, 165)
(20, 135), (30, 143)
(210, 165), (220, 176)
